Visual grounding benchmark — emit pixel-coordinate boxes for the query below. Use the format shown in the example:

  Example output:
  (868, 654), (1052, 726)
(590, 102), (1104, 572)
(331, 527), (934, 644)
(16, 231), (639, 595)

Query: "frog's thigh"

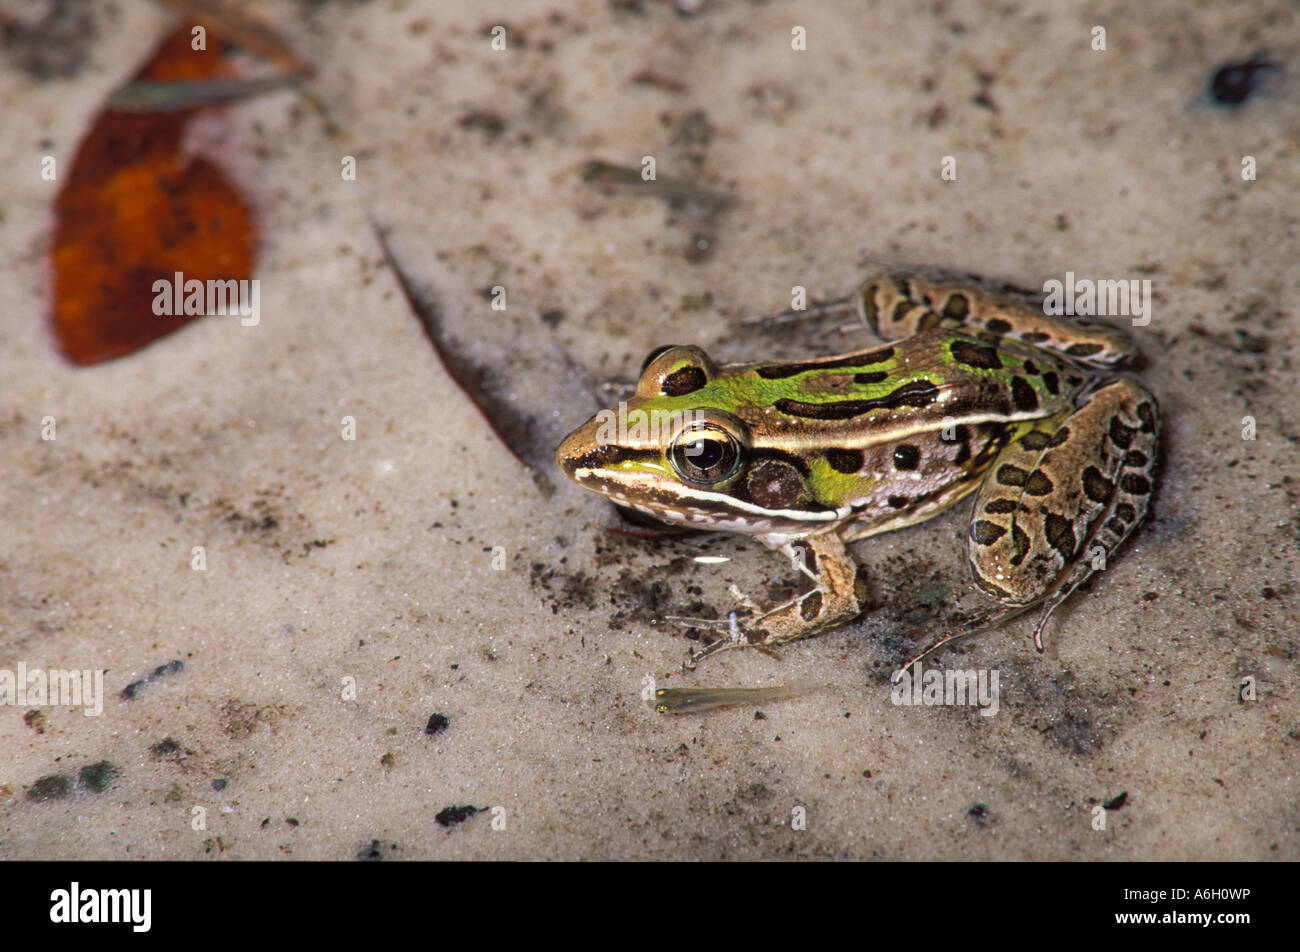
(965, 378), (1159, 607)
(856, 269), (1134, 367)
(762, 533), (869, 646)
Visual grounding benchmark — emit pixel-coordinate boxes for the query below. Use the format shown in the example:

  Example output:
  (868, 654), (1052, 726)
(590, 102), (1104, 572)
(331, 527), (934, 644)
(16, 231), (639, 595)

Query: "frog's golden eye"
(669, 426), (741, 484)
(636, 345), (719, 399)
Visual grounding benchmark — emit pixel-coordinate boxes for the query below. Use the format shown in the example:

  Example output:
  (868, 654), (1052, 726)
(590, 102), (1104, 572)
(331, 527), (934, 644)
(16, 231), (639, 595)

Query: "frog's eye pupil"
(669, 428), (740, 483)
(685, 439), (725, 469)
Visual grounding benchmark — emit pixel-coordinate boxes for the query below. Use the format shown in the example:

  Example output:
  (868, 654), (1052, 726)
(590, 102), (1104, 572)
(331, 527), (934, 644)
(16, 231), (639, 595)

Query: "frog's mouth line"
(557, 423), (847, 535)
(565, 460), (846, 533)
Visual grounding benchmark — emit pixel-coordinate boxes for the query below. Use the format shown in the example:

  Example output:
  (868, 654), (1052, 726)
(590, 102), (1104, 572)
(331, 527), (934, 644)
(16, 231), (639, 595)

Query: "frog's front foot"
(670, 607), (776, 668)
(676, 533), (869, 667)
(685, 631), (747, 668)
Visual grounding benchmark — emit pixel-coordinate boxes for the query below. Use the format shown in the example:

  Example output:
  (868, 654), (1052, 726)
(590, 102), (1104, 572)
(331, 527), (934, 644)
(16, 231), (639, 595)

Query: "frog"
(555, 268), (1160, 669)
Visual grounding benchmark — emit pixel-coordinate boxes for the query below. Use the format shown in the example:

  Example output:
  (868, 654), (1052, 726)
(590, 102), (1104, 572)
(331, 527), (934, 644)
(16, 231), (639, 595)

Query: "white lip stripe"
(573, 466), (847, 524)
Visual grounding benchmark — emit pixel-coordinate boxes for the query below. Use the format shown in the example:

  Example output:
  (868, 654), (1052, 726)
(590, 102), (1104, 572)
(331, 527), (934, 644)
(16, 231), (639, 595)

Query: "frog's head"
(556, 345), (841, 538)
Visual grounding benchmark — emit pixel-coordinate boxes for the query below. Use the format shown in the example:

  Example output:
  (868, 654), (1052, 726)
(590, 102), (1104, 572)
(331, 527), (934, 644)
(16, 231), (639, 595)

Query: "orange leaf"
(51, 24), (257, 365)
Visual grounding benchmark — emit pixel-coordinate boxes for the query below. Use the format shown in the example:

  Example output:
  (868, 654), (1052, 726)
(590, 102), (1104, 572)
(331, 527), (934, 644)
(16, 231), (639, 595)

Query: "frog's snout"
(555, 420), (596, 483)
(555, 430), (578, 481)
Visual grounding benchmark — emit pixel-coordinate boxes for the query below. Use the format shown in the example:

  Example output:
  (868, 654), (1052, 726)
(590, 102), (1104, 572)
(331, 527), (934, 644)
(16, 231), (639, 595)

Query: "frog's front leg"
(689, 531), (869, 666)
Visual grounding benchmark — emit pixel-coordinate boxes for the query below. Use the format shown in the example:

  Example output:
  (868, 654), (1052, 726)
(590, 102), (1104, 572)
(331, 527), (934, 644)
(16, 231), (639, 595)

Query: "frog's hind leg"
(855, 269), (1136, 370)
(964, 376), (1160, 653)
(893, 602), (1036, 680)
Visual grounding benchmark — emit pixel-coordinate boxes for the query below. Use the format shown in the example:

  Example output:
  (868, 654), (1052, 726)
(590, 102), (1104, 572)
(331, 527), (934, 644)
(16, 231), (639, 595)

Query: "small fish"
(651, 679), (826, 714)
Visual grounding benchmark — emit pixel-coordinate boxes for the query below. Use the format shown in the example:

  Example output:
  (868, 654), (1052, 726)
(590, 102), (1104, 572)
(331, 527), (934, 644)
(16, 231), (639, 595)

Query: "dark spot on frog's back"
(853, 371), (889, 384)
(755, 346), (895, 380)
(1017, 430), (1052, 452)
(661, 365), (707, 396)
(1010, 376), (1038, 412)
(971, 520), (1006, 545)
(879, 379), (940, 408)
(773, 379), (937, 420)
(826, 448), (864, 473)
(28, 774), (72, 802)
(892, 444), (920, 471)
(950, 339), (1002, 370)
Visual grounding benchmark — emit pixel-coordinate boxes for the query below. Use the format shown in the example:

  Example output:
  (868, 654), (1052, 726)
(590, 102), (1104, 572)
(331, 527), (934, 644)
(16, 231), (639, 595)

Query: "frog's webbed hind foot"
(892, 604), (1034, 680)
(896, 586), (1076, 677)
(895, 589), (1080, 679)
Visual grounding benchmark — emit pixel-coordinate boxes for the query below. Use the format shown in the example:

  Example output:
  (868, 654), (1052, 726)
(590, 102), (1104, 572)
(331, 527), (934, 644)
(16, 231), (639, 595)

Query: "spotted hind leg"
(855, 268), (1137, 370)
(964, 376), (1160, 652)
